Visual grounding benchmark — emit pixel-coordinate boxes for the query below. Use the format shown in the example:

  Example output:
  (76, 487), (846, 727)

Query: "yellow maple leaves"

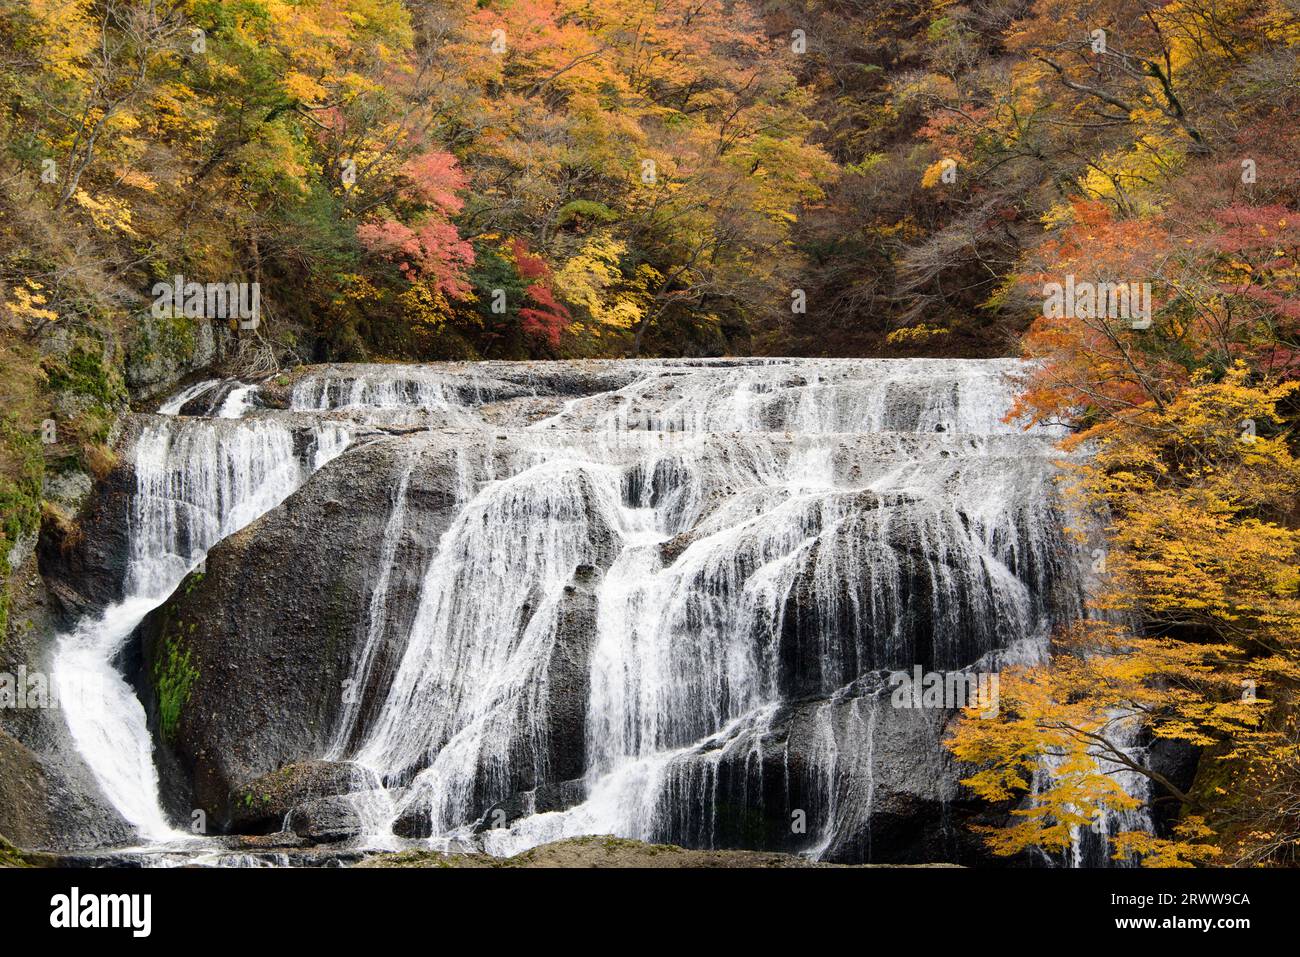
(950, 362), (1300, 865)
(71, 188), (137, 237)
(4, 279), (59, 328)
(553, 235), (649, 331)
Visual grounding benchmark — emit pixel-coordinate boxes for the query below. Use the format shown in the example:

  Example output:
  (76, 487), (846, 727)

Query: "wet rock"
(176, 381), (232, 417)
(132, 434), (468, 828)
(37, 456), (135, 620)
(474, 779), (587, 832)
(538, 567), (600, 784)
(231, 830), (306, 850)
(0, 549), (134, 851)
(658, 531), (695, 564)
(649, 683), (1013, 865)
(392, 803), (432, 840)
(286, 796), (363, 843)
(229, 761), (368, 834)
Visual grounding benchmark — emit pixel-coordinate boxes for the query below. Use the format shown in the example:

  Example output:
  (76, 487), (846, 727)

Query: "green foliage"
(42, 345), (126, 408)
(154, 631), (199, 742)
(557, 201), (619, 226)
(0, 416), (44, 639)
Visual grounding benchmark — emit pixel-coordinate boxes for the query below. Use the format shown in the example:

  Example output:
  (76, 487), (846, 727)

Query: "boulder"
(229, 761), (370, 834)
(131, 434), (463, 828)
(286, 796), (364, 843)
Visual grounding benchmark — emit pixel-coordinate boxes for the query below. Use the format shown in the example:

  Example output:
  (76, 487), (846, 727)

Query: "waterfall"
(326, 454), (417, 759)
(293, 358), (1095, 860)
(54, 358), (1131, 862)
(52, 408), (349, 842)
(216, 384), (257, 419)
(156, 379), (219, 415)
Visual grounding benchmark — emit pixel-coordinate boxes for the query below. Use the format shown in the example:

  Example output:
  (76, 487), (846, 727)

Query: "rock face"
(38, 457), (135, 621)
(124, 316), (233, 402)
(131, 434), (462, 827)
(33, 359), (1114, 864)
(229, 761), (368, 833)
(286, 796), (365, 843)
(0, 551), (134, 851)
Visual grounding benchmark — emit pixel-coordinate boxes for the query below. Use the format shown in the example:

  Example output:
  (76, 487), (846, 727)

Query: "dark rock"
(131, 434), (467, 829)
(1147, 736), (1201, 838)
(37, 456), (135, 621)
(229, 761), (370, 834)
(286, 796), (363, 843)
(658, 531), (695, 564)
(537, 567), (600, 785)
(474, 779), (586, 832)
(176, 382), (228, 417)
(392, 803), (432, 840)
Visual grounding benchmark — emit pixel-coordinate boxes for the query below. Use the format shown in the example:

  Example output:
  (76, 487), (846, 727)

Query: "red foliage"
(510, 239), (570, 347)
(400, 151), (470, 215)
(519, 284), (570, 348)
(1212, 205), (1297, 260)
(357, 217), (475, 300)
(511, 238), (551, 281)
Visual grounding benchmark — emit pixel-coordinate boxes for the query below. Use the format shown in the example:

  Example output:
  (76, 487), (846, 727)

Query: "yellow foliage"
(284, 71), (330, 104)
(920, 158), (954, 189)
(950, 365), (1300, 865)
(4, 280), (59, 327)
(885, 324), (949, 345)
(71, 188), (137, 237)
(553, 235), (647, 330)
(1077, 129), (1186, 214)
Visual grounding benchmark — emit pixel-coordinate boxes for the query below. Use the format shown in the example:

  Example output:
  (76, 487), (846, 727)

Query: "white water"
(285, 359), (1093, 858)
(327, 454), (417, 759)
(52, 410), (349, 841)
(57, 358), (1127, 863)
(216, 384), (257, 419)
(156, 379), (219, 415)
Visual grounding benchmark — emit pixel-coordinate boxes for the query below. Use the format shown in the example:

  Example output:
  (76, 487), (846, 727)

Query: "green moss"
(127, 312), (200, 369)
(40, 340), (128, 469)
(154, 631), (199, 741)
(234, 763), (303, 810)
(0, 835), (26, 867)
(0, 416), (45, 641)
(42, 344), (126, 407)
(0, 834), (54, 868)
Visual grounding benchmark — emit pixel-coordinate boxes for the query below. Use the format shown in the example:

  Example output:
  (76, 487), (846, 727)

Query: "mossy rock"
(229, 761), (368, 834)
(0, 834), (56, 868)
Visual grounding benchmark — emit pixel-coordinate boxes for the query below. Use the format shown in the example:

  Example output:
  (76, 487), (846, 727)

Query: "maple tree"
(952, 367), (1300, 865)
(936, 0), (1300, 864)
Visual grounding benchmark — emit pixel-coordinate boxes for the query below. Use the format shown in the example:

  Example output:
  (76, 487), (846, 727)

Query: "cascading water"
(275, 359), (1114, 862)
(55, 358), (1140, 864)
(51, 407), (349, 843)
